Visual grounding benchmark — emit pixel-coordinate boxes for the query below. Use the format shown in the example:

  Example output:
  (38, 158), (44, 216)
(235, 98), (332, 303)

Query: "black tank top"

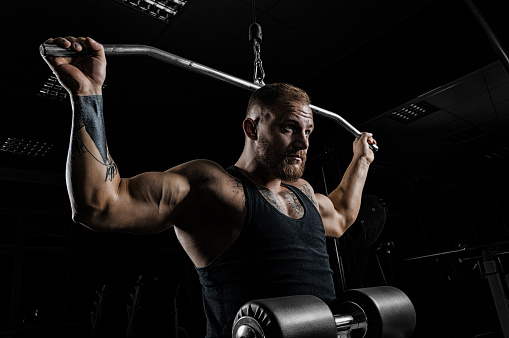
(195, 166), (336, 338)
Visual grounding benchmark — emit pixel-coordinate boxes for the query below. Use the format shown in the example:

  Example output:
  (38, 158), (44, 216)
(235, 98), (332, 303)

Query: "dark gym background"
(1, 0), (508, 337)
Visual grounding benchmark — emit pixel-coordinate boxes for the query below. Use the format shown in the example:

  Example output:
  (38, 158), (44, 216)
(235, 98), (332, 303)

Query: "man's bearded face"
(256, 138), (307, 182)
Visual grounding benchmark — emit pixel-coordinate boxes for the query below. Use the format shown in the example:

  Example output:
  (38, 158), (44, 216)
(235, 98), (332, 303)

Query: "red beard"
(256, 140), (307, 182)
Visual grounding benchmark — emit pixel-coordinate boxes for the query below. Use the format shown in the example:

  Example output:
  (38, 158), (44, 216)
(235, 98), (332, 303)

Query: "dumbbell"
(232, 286), (416, 338)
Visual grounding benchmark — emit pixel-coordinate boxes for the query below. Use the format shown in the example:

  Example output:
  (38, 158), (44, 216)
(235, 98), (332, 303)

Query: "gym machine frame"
(40, 43), (378, 152)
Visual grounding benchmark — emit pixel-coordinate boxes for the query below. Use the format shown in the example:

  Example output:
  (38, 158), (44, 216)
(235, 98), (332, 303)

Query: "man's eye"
(285, 125), (295, 131)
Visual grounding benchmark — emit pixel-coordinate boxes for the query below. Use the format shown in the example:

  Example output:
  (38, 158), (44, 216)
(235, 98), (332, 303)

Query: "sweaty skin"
(42, 36), (376, 269)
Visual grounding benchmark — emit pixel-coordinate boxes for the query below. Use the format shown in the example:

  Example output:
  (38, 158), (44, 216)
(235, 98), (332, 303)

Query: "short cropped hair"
(246, 83), (310, 118)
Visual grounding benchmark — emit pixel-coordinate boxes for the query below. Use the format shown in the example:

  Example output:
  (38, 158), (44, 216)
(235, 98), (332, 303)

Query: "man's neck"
(234, 161), (283, 192)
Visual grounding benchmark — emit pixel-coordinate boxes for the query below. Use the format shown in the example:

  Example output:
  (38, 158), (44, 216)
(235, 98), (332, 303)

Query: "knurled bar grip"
(40, 43), (378, 152)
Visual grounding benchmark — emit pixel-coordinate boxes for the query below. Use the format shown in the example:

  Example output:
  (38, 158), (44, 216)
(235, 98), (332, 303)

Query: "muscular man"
(42, 36), (376, 337)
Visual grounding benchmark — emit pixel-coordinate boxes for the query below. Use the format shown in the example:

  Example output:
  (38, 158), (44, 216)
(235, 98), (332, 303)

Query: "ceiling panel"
(371, 107), (483, 160)
(154, 0), (251, 62)
(445, 91), (493, 116)
(482, 61), (509, 88)
(494, 99), (509, 118)
(310, 0), (434, 56)
(425, 71), (487, 109)
(480, 113), (509, 134)
(267, 0), (355, 36)
(269, 39), (341, 85)
(430, 118), (477, 140)
(460, 105), (499, 125)
(489, 81), (509, 104)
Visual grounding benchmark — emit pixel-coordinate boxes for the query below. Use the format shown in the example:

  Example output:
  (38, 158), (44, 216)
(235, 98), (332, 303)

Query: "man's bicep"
(315, 193), (347, 238)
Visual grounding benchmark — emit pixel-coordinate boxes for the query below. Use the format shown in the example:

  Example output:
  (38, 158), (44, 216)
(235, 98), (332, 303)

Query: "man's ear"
(243, 118), (258, 140)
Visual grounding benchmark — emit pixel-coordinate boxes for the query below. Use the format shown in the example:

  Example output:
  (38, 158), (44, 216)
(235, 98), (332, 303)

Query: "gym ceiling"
(1, 1), (508, 248)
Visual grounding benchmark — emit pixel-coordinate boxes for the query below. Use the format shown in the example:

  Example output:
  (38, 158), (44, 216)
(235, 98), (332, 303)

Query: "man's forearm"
(67, 95), (119, 220)
(328, 157), (370, 228)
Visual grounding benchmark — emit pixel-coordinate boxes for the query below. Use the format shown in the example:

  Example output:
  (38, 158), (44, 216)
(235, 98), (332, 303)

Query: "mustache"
(283, 151), (307, 161)
(284, 151), (306, 158)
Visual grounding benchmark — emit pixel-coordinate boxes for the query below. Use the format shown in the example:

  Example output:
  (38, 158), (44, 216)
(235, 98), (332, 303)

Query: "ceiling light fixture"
(38, 74), (68, 101)
(1, 138), (54, 158)
(116, 0), (190, 24)
(482, 146), (509, 160)
(387, 100), (439, 124)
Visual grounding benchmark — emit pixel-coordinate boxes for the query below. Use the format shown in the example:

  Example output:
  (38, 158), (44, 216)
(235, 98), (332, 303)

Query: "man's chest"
(229, 176), (318, 220)
(256, 186), (306, 219)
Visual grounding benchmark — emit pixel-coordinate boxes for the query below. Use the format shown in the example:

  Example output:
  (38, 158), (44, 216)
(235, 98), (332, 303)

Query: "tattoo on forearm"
(73, 96), (108, 162)
(71, 134), (118, 181)
(72, 95), (118, 182)
(71, 134), (87, 159)
(104, 158), (118, 182)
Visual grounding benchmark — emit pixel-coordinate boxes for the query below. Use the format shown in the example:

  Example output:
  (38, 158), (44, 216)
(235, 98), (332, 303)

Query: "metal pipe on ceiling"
(463, 0), (509, 76)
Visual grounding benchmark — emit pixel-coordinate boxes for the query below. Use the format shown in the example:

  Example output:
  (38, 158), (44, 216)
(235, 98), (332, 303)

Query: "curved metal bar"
(40, 43), (378, 151)
(463, 0), (509, 76)
(310, 104), (363, 139)
(40, 44), (262, 91)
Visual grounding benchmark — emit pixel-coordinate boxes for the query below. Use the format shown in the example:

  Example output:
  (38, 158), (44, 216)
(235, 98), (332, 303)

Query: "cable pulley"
(249, 1), (265, 85)
(249, 22), (262, 44)
(249, 23), (265, 85)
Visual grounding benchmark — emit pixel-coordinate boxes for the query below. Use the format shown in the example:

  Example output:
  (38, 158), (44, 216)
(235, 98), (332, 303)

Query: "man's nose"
(293, 131), (309, 150)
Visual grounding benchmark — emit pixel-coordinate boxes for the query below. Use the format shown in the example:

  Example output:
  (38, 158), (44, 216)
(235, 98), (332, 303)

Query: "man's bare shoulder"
(166, 159), (226, 179)
(166, 159), (241, 192)
(166, 160), (245, 228)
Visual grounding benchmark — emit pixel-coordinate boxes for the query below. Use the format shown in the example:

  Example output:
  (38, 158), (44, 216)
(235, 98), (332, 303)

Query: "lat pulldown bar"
(40, 43), (378, 152)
